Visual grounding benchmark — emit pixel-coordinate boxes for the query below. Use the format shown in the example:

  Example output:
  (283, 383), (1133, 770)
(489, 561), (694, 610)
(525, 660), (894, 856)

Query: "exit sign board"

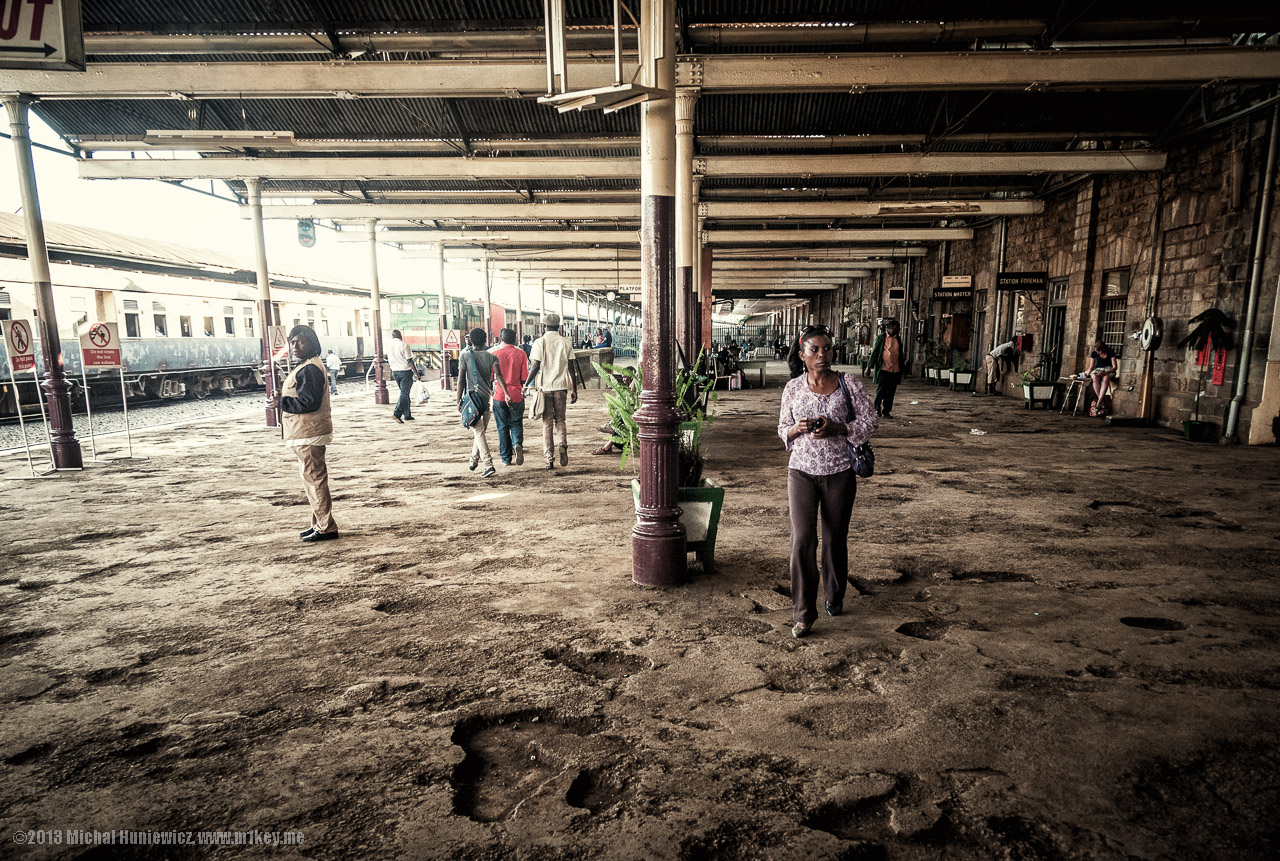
(0, 0), (85, 71)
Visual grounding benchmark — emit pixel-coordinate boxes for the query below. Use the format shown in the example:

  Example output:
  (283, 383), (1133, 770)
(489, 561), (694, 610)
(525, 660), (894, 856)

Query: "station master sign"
(0, 0), (85, 71)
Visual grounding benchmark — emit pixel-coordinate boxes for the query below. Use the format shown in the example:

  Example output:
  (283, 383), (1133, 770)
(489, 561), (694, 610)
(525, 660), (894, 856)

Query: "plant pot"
(1022, 382), (1057, 409)
(632, 478), (725, 572)
(939, 369), (952, 386)
(1182, 420), (1218, 443)
(950, 370), (976, 392)
(925, 367), (939, 385)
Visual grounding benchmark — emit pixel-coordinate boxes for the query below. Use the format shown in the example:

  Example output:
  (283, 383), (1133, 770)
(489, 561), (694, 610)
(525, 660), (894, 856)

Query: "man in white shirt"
(981, 339), (1017, 395)
(324, 349), (342, 395)
(525, 313), (579, 470)
(386, 329), (417, 422)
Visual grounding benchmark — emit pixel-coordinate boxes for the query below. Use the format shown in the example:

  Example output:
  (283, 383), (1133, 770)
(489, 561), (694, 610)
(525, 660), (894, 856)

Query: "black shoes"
(403, 416), (415, 421)
(300, 527), (315, 538)
(480, 466), (496, 478)
(826, 602), (842, 617)
(393, 415), (404, 424)
(301, 530), (339, 543)
(792, 622), (811, 639)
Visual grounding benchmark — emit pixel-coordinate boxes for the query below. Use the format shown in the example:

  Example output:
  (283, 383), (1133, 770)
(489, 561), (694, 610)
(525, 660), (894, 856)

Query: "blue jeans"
(492, 399), (525, 464)
(392, 370), (415, 419)
(328, 368), (339, 394)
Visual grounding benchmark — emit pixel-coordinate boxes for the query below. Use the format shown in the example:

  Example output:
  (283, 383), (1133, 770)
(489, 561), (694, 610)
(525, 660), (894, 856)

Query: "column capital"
(675, 87), (700, 131)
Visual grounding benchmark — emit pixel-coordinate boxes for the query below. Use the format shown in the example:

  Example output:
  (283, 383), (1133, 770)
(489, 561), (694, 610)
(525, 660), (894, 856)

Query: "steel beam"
(7, 49), (1278, 98)
(78, 151), (1166, 181)
(244, 198), (1042, 221)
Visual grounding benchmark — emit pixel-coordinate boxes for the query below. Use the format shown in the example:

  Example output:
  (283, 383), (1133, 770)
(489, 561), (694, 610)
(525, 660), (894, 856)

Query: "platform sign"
(79, 322), (121, 368)
(997, 271), (1048, 291)
(0, 0), (85, 71)
(936, 274), (974, 300)
(2, 319), (36, 372)
(443, 329), (461, 350)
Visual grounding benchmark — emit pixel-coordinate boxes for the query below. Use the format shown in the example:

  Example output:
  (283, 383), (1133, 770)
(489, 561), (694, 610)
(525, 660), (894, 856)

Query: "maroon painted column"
(366, 220), (389, 404)
(4, 97), (84, 468)
(632, 0), (686, 587)
(245, 179), (280, 428)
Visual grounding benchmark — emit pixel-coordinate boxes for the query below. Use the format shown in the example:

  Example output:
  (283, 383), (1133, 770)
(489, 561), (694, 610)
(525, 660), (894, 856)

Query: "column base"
(632, 527), (687, 588)
(265, 406), (278, 428)
(374, 387), (390, 405)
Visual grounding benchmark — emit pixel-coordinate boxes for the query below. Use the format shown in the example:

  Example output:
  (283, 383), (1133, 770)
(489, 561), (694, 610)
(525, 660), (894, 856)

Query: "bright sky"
(0, 112), (502, 302)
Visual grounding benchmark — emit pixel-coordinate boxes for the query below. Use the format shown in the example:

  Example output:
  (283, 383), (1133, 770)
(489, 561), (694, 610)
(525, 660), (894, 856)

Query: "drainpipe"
(1225, 103), (1279, 442)
(994, 217), (1009, 341)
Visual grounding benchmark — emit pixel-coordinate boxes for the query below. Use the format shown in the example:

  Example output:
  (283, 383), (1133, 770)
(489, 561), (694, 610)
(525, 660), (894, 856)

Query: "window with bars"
(1099, 298), (1128, 356)
(1099, 268), (1130, 356)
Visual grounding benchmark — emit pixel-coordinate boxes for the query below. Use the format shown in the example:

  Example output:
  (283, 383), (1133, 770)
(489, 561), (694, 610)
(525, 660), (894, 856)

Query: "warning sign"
(0, 0), (86, 71)
(269, 325), (289, 360)
(79, 322), (121, 368)
(443, 329), (461, 350)
(2, 319), (36, 372)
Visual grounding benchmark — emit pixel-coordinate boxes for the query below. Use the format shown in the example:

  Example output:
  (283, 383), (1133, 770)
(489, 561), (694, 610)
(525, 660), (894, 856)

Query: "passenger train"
(0, 254), (382, 416)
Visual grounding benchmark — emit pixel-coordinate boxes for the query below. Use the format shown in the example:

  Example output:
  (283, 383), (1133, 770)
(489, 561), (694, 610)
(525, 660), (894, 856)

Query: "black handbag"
(837, 375), (876, 478)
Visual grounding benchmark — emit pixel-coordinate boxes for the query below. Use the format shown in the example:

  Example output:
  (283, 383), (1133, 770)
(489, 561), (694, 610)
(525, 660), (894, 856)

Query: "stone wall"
(909, 107), (1280, 443)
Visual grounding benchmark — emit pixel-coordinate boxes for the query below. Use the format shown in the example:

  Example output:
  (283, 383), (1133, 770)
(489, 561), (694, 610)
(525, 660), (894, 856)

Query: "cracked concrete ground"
(1, 373), (1277, 859)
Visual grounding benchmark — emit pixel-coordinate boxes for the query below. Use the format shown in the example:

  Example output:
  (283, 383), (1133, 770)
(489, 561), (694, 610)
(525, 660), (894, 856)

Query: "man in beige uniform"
(273, 325), (339, 542)
(525, 313), (579, 470)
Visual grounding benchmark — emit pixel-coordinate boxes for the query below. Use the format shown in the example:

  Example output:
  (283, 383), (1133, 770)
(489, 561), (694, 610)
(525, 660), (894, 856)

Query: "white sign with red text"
(79, 321), (121, 368)
(2, 319), (36, 372)
(0, 0), (85, 71)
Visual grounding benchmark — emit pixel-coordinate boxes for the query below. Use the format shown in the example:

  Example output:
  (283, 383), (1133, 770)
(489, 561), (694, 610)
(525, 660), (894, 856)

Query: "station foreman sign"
(79, 322), (121, 368)
(996, 271), (1049, 291)
(0, 0), (85, 71)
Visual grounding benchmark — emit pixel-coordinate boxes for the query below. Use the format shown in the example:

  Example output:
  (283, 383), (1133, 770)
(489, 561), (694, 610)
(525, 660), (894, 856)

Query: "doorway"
(1040, 278), (1068, 380)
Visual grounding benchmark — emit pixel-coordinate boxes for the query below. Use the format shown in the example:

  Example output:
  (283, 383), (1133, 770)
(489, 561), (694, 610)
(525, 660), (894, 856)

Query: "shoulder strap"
(837, 373), (854, 419)
(464, 349), (480, 394)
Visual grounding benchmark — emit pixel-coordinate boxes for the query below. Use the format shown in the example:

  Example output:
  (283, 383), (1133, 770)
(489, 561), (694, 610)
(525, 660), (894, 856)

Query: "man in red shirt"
(491, 328), (530, 466)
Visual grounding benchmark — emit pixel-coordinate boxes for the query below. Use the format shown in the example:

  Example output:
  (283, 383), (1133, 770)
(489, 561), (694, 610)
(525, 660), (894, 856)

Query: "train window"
(414, 297), (427, 310)
(243, 309), (255, 337)
(346, 322), (353, 336)
(180, 316), (193, 337)
(223, 306), (235, 335)
(390, 298), (410, 314)
(124, 313), (140, 338)
(321, 320), (330, 336)
(154, 315), (168, 337)
(428, 297), (439, 314)
(203, 316), (215, 337)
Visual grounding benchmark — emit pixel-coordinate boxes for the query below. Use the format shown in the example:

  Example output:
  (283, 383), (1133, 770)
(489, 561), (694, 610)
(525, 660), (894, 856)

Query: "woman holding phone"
(777, 325), (879, 638)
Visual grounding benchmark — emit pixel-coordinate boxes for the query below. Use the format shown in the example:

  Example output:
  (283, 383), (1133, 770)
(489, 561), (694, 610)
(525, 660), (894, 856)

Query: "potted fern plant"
(595, 359), (724, 572)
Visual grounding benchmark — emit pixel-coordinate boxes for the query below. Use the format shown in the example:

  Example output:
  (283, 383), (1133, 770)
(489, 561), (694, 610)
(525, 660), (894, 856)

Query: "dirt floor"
(1, 369), (1278, 860)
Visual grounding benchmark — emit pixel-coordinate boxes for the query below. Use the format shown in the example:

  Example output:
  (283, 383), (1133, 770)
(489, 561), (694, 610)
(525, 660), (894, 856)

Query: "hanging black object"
(1176, 308), (1236, 352)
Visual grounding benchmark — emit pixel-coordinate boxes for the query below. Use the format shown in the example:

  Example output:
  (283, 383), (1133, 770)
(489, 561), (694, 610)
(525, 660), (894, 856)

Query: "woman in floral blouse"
(777, 325), (879, 639)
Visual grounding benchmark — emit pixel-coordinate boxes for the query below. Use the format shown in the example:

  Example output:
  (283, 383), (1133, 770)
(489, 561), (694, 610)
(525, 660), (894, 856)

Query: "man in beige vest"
(272, 325), (339, 542)
(525, 313), (579, 470)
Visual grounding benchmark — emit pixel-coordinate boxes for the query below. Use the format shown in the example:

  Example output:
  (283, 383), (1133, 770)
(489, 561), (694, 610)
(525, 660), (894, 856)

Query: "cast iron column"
(701, 244), (713, 351)
(3, 96), (82, 468)
(435, 242), (451, 391)
(515, 271), (524, 342)
(245, 179), (279, 428)
(675, 87), (699, 364)
(366, 220), (389, 404)
(633, 0), (685, 587)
